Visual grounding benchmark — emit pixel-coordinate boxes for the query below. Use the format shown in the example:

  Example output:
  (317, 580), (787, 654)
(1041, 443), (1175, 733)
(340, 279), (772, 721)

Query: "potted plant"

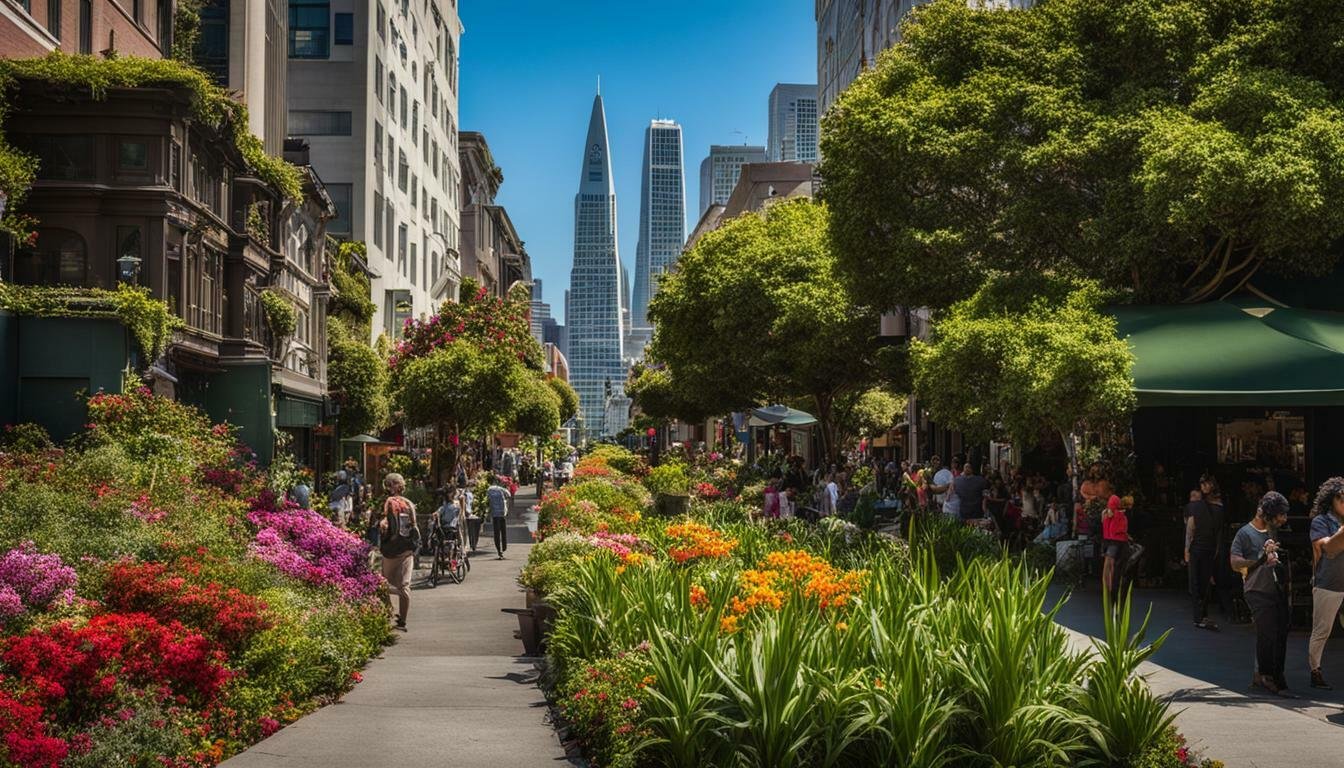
(645, 463), (691, 516)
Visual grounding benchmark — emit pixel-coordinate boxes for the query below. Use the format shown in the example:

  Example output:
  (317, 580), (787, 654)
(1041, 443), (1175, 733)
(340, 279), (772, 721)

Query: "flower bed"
(530, 454), (1219, 768)
(0, 391), (389, 766)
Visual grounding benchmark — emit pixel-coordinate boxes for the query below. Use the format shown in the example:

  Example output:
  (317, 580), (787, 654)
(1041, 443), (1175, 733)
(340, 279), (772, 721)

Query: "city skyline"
(631, 119), (686, 333)
(459, 0), (815, 324)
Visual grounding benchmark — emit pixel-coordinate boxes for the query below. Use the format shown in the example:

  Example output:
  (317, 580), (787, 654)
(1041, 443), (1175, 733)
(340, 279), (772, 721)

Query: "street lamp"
(117, 252), (142, 284)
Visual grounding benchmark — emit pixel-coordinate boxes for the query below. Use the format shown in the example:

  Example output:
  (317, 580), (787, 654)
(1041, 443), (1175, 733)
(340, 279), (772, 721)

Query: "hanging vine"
(0, 283), (182, 359)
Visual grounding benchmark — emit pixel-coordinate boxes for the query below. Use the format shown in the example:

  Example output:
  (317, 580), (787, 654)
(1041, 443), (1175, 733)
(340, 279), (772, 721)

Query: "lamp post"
(117, 252), (143, 284)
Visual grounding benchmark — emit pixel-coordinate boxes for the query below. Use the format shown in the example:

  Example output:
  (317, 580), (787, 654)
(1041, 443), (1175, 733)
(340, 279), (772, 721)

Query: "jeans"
(1309, 587), (1344, 671)
(492, 516), (508, 555)
(1189, 547), (1217, 623)
(1247, 590), (1289, 680)
(466, 517), (483, 550)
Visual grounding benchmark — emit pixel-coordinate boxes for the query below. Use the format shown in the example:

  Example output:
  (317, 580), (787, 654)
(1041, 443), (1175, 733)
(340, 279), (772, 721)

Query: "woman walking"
(1101, 494), (1130, 597)
(378, 473), (419, 631)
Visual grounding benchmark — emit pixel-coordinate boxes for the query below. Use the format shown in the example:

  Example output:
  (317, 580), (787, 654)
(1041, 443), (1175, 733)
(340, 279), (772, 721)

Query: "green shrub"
(907, 513), (1002, 576)
(645, 463), (691, 496)
(586, 444), (646, 476)
(0, 422), (53, 453)
(519, 531), (594, 595)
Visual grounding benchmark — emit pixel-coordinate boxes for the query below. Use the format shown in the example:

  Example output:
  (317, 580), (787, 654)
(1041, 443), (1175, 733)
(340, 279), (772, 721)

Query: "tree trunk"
(1061, 427), (1081, 538)
(814, 393), (838, 472)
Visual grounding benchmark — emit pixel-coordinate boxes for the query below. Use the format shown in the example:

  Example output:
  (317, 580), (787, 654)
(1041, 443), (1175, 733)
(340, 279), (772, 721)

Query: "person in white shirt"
(929, 455), (957, 519)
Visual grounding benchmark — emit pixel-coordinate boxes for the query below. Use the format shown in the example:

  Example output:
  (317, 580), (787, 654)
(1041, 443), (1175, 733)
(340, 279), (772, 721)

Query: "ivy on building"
(259, 288), (297, 339)
(0, 53), (303, 239)
(325, 241), (389, 438)
(0, 283), (182, 360)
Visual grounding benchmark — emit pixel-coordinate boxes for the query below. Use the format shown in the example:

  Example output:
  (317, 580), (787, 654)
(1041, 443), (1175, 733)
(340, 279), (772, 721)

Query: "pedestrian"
(1101, 494), (1130, 597)
(436, 486), (462, 543)
(328, 470), (353, 528)
(289, 469), (312, 510)
(378, 473), (419, 631)
(1308, 477), (1344, 690)
(763, 471), (782, 519)
(953, 462), (989, 522)
(486, 475), (513, 559)
(1230, 491), (1293, 697)
(929, 455), (957, 520)
(462, 482), (482, 552)
(1185, 476), (1225, 631)
(501, 449), (517, 480)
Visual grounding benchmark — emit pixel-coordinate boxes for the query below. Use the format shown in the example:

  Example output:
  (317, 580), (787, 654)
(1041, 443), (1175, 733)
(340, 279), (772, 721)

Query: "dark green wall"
(10, 317), (130, 441)
(0, 311), (16, 427)
(203, 362), (274, 466)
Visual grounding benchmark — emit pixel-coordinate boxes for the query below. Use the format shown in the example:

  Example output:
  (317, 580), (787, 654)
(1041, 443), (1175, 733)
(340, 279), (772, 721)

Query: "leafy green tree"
(625, 360), (720, 426)
(512, 376), (563, 438)
(822, 0), (1344, 311)
(911, 276), (1135, 461)
(328, 319), (390, 438)
(649, 199), (882, 462)
(547, 377), (580, 425)
(834, 388), (907, 446)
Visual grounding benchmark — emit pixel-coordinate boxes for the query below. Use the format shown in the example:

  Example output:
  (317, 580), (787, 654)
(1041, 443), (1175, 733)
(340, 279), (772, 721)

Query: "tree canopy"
(547, 377), (580, 426)
(822, 0), (1344, 311)
(511, 375), (563, 438)
(911, 275), (1135, 448)
(648, 199), (885, 460)
(394, 340), (526, 439)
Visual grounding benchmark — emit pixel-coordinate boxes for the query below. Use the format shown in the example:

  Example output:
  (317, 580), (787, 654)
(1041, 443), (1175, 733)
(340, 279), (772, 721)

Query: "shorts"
(1103, 541), (1125, 558)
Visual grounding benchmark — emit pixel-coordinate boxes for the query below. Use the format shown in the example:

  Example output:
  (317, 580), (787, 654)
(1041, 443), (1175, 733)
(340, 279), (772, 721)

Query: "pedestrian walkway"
(222, 489), (570, 768)
(1053, 583), (1344, 767)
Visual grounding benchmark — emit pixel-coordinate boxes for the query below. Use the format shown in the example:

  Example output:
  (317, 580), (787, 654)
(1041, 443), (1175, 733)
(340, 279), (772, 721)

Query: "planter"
(525, 588), (541, 610)
(656, 493), (691, 517)
(502, 607), (543, 656)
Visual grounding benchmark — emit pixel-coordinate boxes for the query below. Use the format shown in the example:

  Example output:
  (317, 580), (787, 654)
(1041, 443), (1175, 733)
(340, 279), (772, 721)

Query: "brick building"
(0, 0), (172, 60)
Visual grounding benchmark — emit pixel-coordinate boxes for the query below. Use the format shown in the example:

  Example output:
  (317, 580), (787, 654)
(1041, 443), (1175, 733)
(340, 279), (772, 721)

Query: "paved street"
(1054, 584), (1344, 767)
(222, 490), (570, 768)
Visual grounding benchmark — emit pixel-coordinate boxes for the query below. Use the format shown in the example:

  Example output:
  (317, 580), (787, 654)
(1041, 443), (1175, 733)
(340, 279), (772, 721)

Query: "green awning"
(748, 405), (818, 427)
(276, 394), (321, 428)
(1112, 302), (1344, 407)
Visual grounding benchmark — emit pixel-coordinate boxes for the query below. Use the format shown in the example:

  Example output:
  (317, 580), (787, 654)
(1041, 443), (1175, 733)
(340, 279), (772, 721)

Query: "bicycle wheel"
(447, 542), (467, 583)
(427, 537), (443, 587)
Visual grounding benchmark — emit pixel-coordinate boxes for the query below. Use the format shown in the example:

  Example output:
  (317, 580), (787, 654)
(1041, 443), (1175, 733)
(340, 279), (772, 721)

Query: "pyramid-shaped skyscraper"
(567, 91), (626, 438)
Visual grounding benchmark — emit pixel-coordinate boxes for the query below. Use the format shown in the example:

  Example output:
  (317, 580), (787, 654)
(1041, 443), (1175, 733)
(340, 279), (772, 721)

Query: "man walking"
(486, 475), (513, 559)
(1308, 477), (1344, 689)
(1185, 476), (1225, 631)
(929, 456), (957, 520)
(1230, 491), (1293, 697)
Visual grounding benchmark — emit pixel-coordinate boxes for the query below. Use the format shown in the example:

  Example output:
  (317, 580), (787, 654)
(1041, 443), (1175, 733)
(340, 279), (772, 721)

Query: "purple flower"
(0, 542), (78, 624)
(248, 504), (380, 600)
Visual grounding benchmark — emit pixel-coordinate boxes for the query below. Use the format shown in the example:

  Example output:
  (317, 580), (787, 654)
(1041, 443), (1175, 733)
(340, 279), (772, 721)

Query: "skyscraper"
(567, 92), (626, 439)
(767, 84), (819, 163)
(632, 120), (686, 332)
(698, 145), (767, 218)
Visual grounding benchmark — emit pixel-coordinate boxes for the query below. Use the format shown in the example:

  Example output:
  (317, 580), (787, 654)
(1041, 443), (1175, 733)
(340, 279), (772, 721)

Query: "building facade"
(817, 0), (1031, 112)
(567, 92), (626, 439)
(0, 79), (334, 466)
(195, 0), (289, 155)
(287, 0), (462, 342)
(697, 144), (766, 219)
(767, 84), (819, 163)
(458, 131), (530, 299)
(631, 119), (685, 336)
(0, 0), (171, 59)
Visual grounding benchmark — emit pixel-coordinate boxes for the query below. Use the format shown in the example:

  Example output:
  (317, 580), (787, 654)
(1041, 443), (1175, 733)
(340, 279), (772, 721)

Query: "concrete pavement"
(223, 490), (571, 767)
(1054, 583), (1344, 767)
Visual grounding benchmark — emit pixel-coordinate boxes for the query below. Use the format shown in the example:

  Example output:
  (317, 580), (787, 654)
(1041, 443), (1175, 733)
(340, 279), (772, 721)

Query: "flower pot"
(502, 607), (543, 656)
(657, 493), (690, 517)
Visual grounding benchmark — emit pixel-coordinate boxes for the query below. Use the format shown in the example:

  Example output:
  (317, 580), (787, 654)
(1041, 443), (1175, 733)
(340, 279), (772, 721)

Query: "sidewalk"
(1052, 583), (1344, 767)
(222, 489), (570, 768)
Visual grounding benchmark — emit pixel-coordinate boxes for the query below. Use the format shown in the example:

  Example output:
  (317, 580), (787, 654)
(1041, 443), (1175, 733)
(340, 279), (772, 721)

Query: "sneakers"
(1194, 618), (1220, 631)
(1312, 669), (1333, 690)
(1251, 673), (1281, 696)
(394, 617), (407, 632)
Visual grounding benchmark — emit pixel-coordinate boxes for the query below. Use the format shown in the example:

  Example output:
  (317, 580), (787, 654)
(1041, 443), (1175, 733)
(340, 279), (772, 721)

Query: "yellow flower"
(873, 678), (884, 690)
(614, 565), (627, 575)
(835, 621), (848, 632)
(719, 615), (740, 633)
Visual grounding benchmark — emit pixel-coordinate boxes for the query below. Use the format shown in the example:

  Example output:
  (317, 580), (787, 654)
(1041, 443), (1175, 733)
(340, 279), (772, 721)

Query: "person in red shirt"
(1101, 494), (1131, 597)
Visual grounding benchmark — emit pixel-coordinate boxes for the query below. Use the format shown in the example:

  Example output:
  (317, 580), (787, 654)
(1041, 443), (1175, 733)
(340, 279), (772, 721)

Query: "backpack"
(379, 498), (421, 557)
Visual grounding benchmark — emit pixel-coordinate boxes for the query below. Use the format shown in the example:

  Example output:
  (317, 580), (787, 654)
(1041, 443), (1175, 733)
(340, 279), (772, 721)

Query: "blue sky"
(459, 0), (817, 323)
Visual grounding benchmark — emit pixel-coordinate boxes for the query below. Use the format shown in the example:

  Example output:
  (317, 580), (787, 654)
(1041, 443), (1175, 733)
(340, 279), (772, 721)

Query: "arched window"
(14, 229), (89, 287)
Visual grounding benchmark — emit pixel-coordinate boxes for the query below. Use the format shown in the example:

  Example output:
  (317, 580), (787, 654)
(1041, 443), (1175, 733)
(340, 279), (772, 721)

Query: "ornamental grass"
(532, 454), (1215, 768)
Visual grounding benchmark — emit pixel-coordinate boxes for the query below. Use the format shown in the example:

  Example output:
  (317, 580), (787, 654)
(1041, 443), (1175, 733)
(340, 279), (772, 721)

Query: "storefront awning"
(1112, 302), (1344, 407)
(748, 405), (819, 427)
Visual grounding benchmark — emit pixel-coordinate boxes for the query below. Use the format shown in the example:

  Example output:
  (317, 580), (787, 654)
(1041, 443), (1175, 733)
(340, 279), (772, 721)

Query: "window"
(410, 176), (417, 208)
(374, 58), (384, 102)
(118, 140), (148, 171)
(387, 137), (395, 179)
(421, 129), (428, 161)
(327, 183), (352, 236)
(13, 229), (89, 287)
(398, 151), (408, 191)
(399, 87), (407, 125)
(376, 2), (385, 38)
(388, 73), (397, 121)
(288, 110), (353, 135)
(431, 144), (438, 177)
(410, 242), (417, 285)
(373, 192), (384, 247)
(198, 0), (229, 84)
(78, 0), (92, 54)
(47, 0), (60, 40)
(386, 205), (395, 259)
(422, 187), (429, 220)
(170, 141), (182, 190)
(288, 0), (329, 59)
(411, 102), (418, 140)
(22, 135), (95, 180)
(374, 122), (383, 165)
(397, 224), (408, 271)
(334, 12), (353, 44)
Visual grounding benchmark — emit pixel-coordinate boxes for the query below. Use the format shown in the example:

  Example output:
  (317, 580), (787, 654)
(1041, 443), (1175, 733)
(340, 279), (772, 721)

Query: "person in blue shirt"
(1308, 477), (1344, 689)
(486, 477), (513, 559)
(1230, 491), (1292, 697)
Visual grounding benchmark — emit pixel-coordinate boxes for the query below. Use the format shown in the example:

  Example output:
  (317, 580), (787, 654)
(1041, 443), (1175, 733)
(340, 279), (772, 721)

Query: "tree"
(625, 360), (720, 426)
(326, 241), (388, 438)
(822, 0), (1344, 311)
(547, 377), (580, 426)
(511, 375), (562, 438)
(648, 199), (883, 463)
(834, 388), (906, 446)
(911, 275), (1135, 466)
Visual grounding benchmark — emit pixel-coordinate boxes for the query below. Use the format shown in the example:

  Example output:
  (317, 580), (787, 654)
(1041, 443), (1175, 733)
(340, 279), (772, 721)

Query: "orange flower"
(719, 615), (740, 633)
(689, 584), (708, 608)
(666, 521), (738, 562)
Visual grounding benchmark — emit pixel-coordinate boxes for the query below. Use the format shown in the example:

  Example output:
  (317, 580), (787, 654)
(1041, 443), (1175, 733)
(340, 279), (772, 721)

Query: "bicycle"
(427, 520), (469, 586)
